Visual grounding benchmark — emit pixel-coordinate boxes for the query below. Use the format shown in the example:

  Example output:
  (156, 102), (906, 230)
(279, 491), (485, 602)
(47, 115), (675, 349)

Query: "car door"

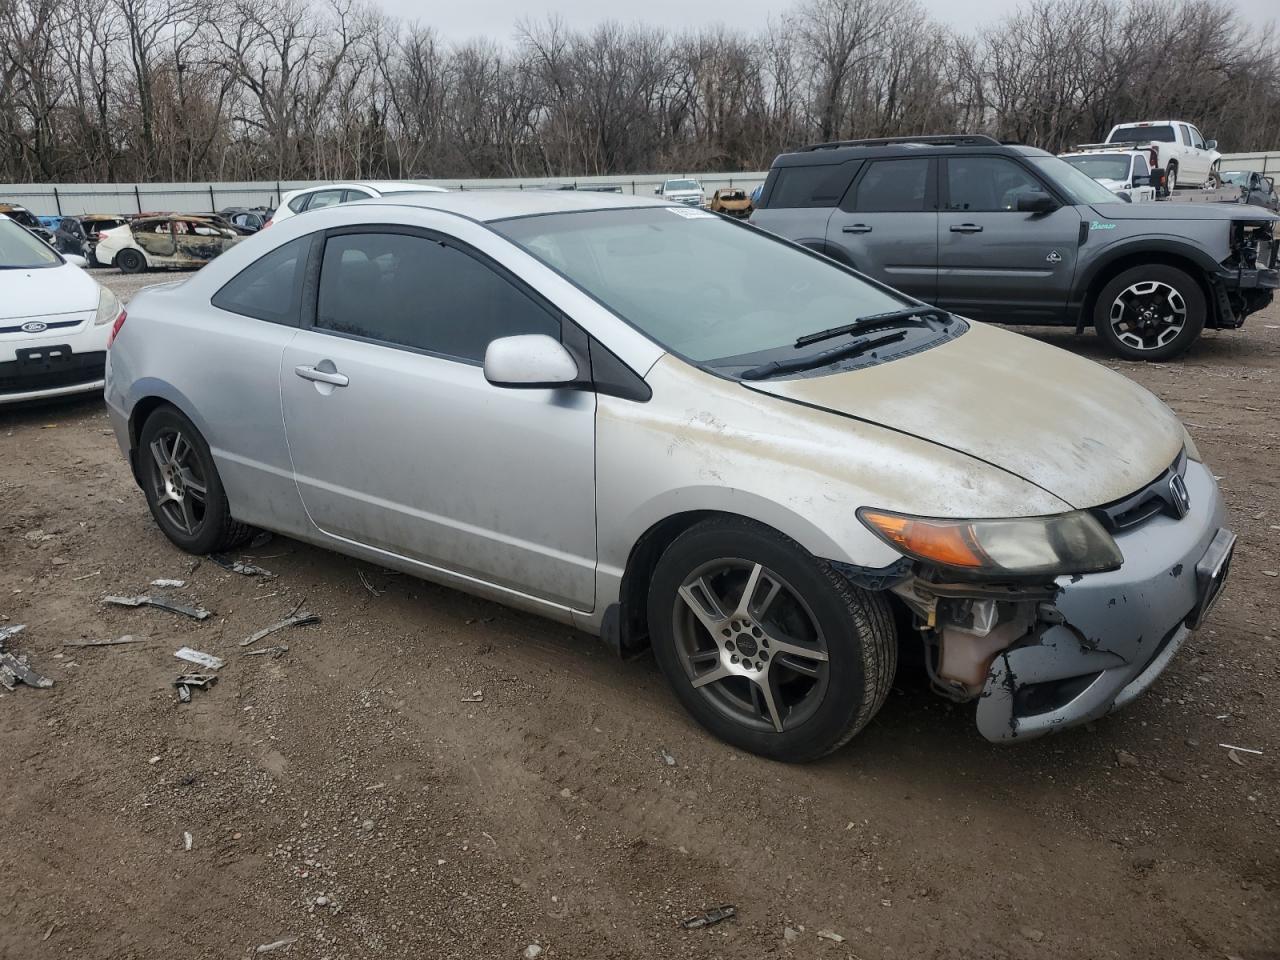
(1186, 126), (1209, 182)
(825, 156), (938, 302)
(936, 155), (1083, 323)
(279, 225), (597, 610)
(134, 220), (176, 258)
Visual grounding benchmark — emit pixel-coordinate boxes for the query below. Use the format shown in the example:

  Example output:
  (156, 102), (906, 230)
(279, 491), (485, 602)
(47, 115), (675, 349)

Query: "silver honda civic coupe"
(105, 191), (1234, 761)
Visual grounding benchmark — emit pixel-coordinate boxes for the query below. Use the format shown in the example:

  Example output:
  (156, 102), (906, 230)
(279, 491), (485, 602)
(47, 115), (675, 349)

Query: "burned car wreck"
(95, 214), (241, 272)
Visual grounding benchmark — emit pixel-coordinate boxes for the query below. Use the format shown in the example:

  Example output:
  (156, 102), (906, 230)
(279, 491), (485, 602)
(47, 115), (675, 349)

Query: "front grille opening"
(1110, 495), (1165, 531)
(1013, 671), (1101, 718)
(1093, 451), (1187, 533)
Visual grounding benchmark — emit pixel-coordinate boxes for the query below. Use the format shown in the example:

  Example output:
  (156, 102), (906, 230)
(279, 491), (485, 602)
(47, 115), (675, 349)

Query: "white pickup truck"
(1059, 147), (1158, 202)
(654, 178), (705, 206)
(1104, 121), (1221, 192)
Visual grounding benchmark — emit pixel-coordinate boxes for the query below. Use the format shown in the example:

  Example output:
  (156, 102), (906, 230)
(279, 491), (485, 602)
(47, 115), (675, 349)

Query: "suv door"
(825, 157), (938, 302)
(936, 155), (1083, 324)
(279, 226), (597, 609)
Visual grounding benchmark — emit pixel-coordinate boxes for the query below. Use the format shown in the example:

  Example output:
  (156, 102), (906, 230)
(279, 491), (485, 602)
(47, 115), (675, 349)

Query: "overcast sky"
(374, 0), (1275, 42)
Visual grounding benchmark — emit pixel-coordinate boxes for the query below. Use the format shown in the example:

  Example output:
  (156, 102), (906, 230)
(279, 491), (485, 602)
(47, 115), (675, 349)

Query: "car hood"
(747, 322), (1185, 510)
(1088, 201), (1280, 222)
(2, 262), (100, 321)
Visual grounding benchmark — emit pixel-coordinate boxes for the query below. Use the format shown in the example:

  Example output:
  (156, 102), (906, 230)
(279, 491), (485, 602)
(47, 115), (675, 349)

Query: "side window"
(852, 159), (931, 213)
(768, 161), (860, 209)
(287, 193), (310, 213)
(945, 157), (1047, 212)
(211, 236), (311, 325)
(1189, 127), (1205, 149)
(1179, 125), (1191, 146)
(305, 189), (345, 211)
(341, 189), (371, 203)
(1132, 154), (1149, 178)
(315, 232), (560, 363)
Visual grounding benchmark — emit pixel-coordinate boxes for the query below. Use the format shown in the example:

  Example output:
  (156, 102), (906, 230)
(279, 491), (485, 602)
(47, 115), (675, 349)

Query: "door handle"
(842, 223), (873, 234)
(294, 364), (349, 387)
(950, 223), (983, 233)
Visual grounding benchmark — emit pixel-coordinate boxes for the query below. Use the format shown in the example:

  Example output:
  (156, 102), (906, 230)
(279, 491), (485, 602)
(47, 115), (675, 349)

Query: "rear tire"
(138, 406), (253, 554)
(116, 248), (146, 274)
(1093, 264), (1205, 361)
(647, 517), (896, 762)
(1165, 164), (1178, 193)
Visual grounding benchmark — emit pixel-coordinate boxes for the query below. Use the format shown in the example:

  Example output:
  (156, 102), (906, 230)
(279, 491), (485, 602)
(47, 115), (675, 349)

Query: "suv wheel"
(1093, 264), (1205, 361)
(138, 406), (253, 554)
(647, 517), (896, 762)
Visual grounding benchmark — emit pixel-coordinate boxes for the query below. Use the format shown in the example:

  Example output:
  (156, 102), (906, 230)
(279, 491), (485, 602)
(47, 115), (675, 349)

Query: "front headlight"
(94, 286), (121, 326)
(858, 508), (1122, 578)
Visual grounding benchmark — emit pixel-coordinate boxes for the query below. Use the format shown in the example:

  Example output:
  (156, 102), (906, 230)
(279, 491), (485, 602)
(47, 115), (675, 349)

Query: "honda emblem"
(1169, 474), (1191, 518)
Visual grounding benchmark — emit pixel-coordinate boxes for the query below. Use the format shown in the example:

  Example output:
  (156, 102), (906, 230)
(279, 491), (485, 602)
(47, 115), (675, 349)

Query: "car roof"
(771, 139), (1054, 167)
(349, 189), (668, 223)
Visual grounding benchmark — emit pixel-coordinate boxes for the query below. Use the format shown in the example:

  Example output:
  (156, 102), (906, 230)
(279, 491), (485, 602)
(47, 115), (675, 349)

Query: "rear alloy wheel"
(648, 518), (896, 762)
(138, 407), (252, 554)
(1165, 164), (1178, 193)
(116, 248), (146, 274)
(1094, 264), (1205, 361)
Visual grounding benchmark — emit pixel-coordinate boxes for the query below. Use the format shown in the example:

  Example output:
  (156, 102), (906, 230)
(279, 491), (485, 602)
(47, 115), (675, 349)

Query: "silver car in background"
(105, 192), (1233, 761)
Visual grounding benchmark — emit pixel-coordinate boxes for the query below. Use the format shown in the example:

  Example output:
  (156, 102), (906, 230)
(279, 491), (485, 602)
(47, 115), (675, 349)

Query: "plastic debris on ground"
(255, 937), (298, 954)
(461, 690), (483, 702)
(209, 554), (276, 578)
(104, 595), (212, 620)
(174, 673), (217, 702)
(681, 905), (736, 929)
(149, 578), (186, 588)
(243, 643), (290, 659)
(0, 624), (54, 691)
(240, 602), (319, 647)
(174, 647), (225, 671)
(63, 635), (145, 648)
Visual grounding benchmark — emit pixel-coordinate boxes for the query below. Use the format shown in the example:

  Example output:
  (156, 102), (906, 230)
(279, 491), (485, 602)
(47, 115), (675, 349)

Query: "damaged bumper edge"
(975, 460), (1230, 742)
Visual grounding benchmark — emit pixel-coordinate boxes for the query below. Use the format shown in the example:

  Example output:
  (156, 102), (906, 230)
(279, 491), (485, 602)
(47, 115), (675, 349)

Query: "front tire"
(138, 406), (252, 554)
(116, 248), (146, 274)
(647, 517), (896, 762)
(1093, 264), (1206, 361)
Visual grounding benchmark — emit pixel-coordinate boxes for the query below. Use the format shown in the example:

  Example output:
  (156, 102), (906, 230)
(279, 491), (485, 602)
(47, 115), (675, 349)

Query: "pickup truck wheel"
(648, 517), (896, 762)
(116, 248), (146, 274)
(1094, 264), (1205, 361)
(1165, 164), (1178, 192)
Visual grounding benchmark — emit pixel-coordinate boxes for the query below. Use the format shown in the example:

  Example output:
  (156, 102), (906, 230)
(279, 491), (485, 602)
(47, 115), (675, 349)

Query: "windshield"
(493, 207), (909, 363)
(1218, 171), (1250, 186)
(664, 180), (700, 191)
(0, 217), (62, 268)
(1110, 125), (1175, 144)
(1028, 156), (1122, 205)
(1, 207), (42, 229)
(1063, 155), (1131, 181)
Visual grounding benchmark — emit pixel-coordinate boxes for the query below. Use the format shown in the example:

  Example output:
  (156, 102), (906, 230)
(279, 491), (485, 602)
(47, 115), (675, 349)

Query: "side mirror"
(484, 334), (580, 389)
(1205, 139), (1217, 151)
(1016, 193), (1058, 214)
(654, 188), (662, 195)
(64, 253), (88, 267)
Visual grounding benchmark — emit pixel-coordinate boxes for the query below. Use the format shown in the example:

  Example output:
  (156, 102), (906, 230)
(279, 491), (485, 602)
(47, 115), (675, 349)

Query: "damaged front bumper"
(975, 459), (1231, 741)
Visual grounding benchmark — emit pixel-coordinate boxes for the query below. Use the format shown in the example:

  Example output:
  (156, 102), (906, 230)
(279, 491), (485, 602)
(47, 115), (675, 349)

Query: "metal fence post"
(209, 184), (216, 213)
(53, 187), (63, 215)
(134, 185), (143, 214)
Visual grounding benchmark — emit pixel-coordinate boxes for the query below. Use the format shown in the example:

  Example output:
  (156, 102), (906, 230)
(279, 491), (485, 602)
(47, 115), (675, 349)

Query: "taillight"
(107, 309), (127, 347)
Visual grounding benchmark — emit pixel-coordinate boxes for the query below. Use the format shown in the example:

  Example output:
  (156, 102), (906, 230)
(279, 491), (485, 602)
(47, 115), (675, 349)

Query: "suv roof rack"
(801, 134), (1001, 151)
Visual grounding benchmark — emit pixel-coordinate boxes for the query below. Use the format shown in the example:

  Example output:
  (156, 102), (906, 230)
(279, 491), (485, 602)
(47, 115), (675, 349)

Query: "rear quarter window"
(765, 161), (861, 209)
(211, 236), (312, 325)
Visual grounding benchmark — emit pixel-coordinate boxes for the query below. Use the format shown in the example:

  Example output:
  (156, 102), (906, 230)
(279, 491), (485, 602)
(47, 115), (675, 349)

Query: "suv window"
(212, 236), (311, 325)
(851, 158), (931, 212)
(769, 161), (860, 208)
(1189, 126), (1205, 149)
(287, 194), (310, 213)
(945, 157), (1046, 212)
(315, 231), (560, 362)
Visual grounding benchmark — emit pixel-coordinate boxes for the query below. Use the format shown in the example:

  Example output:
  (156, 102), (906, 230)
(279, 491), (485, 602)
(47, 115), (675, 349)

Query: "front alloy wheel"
(648, 517), (896, 762)
(1108, 280), (1187, 352)
(674, 559), (830, 733)
(1093, 264), (1205, 361)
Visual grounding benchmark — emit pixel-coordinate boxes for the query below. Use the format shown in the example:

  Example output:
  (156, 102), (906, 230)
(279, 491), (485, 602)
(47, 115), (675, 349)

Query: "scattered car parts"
(104, 595), (212, 620)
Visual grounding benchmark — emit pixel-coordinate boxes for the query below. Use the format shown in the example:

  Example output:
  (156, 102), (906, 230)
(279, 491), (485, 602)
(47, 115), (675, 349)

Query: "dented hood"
(747, 322), (1185, 510)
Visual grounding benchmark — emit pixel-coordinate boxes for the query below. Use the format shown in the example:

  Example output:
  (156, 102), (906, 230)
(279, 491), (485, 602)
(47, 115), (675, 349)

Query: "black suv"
(750, 135), (1279, 360)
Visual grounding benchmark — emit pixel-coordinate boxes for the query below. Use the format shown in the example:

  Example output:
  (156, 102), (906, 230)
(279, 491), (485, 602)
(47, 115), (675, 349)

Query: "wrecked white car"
(95, 215), (241, 272)
(105, 192), (1235, 760)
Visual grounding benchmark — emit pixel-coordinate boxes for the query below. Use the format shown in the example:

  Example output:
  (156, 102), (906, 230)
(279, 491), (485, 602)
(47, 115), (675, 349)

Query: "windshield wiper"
(741, 330), (908, 381)
(794, 305), (947, 348)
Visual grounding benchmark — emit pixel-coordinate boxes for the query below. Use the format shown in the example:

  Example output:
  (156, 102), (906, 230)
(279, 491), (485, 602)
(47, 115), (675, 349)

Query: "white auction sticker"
(665, 206), (716, 219)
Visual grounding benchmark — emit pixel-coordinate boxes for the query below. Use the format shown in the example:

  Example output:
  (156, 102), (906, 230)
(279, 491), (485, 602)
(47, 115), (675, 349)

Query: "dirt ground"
(2, 270), (1277, 960)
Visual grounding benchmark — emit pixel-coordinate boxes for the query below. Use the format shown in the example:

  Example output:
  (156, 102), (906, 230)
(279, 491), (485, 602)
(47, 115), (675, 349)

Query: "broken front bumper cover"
(976, 459), (1232, 742)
